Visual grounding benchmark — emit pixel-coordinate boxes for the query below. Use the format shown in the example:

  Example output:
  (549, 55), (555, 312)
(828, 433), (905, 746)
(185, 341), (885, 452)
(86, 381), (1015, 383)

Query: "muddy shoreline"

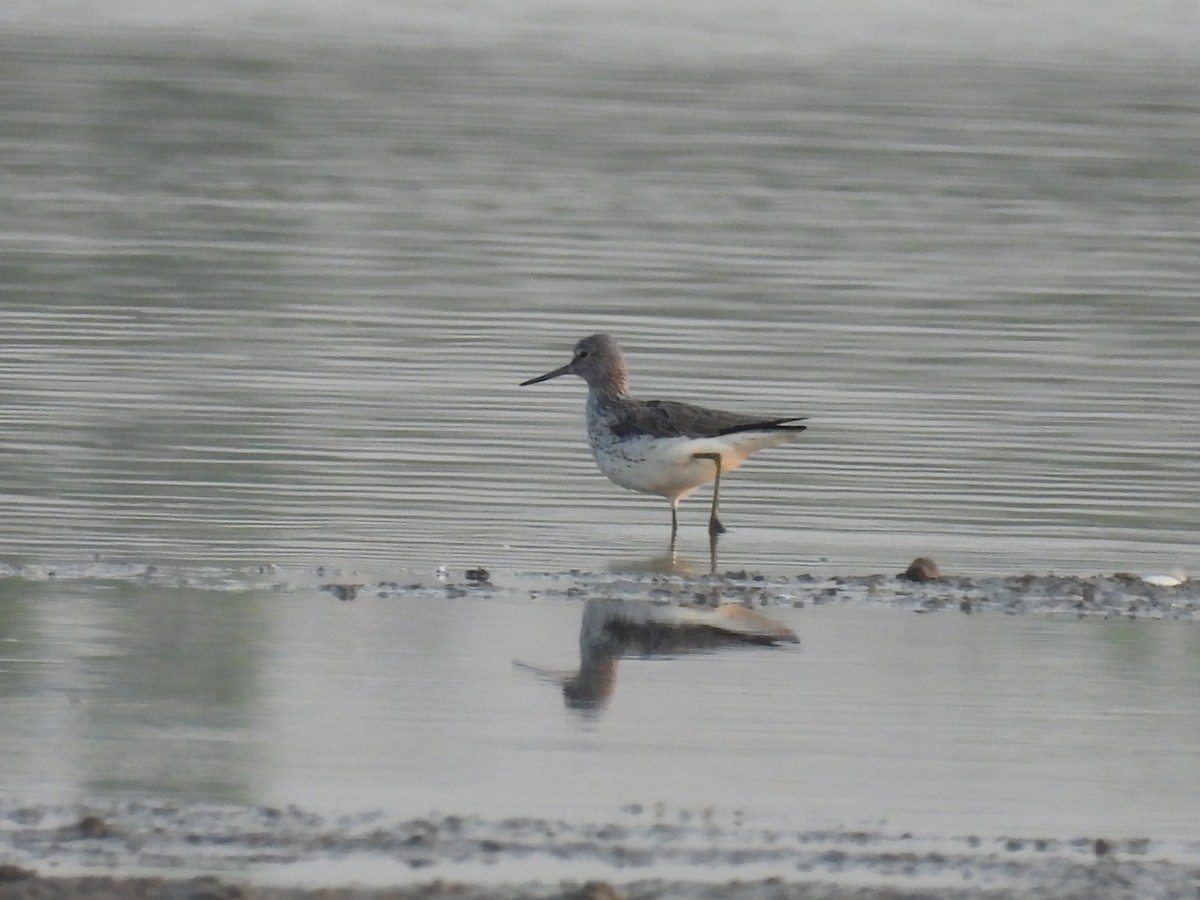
(2, 804), (1199, 900)
(3, 567), (1198, 897)
(3, 562), (1197, 620)
(4, 872), (1199, 900)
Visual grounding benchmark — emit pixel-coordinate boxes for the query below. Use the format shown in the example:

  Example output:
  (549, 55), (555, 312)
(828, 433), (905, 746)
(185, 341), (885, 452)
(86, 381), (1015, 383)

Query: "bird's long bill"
(519, 362), (573, 386)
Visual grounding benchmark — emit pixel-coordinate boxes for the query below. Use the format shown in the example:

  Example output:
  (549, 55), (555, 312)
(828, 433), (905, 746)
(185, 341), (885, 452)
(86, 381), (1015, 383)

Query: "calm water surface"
(0, 29), (1197, 577)
(1, 9), (1199, 865)
(4, 580), (1200, 840)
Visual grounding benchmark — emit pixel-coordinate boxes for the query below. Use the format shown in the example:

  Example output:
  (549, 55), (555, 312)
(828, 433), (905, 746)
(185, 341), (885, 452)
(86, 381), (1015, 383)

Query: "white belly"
(589, 431), (797, 501)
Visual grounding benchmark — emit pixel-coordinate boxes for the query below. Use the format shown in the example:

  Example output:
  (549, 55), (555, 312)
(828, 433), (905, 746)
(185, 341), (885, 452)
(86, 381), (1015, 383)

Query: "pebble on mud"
(0, 865), (35, 883)
(71, 815), (116, 840)
(899, 557), (941, 582)
(465, 567), (491, 585)
(570, 882), (624, 900)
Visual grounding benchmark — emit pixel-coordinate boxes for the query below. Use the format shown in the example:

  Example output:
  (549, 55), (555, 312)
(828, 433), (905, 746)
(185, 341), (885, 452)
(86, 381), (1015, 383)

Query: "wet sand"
(4, 872), (1200, 900)
(3, 803), (1200, 900)
(4, 561), (1197, 620)
(488, 567), (1199, 621)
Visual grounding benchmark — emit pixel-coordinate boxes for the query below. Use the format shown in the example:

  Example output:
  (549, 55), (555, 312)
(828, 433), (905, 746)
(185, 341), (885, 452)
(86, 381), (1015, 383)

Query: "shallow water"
(0, 26), (1198, 578)
(3, 575), (1200, 844)
(1, 8), (1200, 890)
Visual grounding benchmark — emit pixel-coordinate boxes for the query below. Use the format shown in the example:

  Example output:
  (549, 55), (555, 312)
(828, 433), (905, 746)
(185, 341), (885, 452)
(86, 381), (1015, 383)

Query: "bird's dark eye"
(577, 350), (589, 359)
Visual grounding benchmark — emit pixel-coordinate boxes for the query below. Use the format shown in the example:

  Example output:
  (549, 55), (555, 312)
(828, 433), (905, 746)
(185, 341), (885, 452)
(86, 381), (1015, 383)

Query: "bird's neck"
(587, 381), (631, 408)
(590, 365), (631, 401)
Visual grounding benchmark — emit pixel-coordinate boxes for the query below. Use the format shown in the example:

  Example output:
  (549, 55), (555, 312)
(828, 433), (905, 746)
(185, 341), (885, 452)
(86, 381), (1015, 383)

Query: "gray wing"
(609, 399), (806, 440)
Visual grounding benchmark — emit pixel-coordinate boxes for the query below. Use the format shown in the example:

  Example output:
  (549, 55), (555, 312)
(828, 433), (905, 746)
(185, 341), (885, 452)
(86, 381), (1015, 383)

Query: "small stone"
(74, 815), (115, 839)
(0, 864), (35, 883)
(573, 882), (625, 900)
(899, 557), (940, 582)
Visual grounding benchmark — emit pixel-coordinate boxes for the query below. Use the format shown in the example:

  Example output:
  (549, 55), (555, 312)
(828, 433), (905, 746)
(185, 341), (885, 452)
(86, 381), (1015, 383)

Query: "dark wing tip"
(716, 417), (808, 437)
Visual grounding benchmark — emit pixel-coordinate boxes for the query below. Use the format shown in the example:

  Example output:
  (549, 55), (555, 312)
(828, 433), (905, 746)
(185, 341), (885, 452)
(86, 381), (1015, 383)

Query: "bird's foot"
(708, 516), (726, 535)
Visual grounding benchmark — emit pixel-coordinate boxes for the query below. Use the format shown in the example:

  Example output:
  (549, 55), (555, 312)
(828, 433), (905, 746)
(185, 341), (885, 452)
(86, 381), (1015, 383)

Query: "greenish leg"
(692, 452), (726, 535)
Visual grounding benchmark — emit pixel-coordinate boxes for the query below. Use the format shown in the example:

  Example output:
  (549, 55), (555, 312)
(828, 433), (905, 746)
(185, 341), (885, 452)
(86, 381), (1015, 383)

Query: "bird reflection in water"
(608, 545), (719, 576)
(516, 597), (798, 714)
